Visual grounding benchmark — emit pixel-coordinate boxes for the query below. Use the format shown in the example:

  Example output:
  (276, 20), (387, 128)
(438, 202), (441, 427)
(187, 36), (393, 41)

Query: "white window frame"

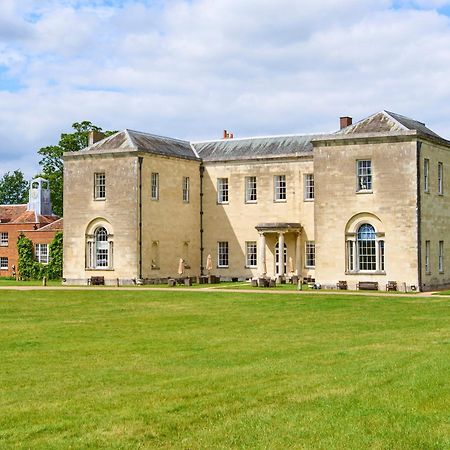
(305, 241), (315, 268)
(217, 178), (229, 204)
(245, 241), (257, 268)
(245, 176), (257, 203)
(424, 158), (429, 193)
(438, 162), (443, 195)
(304, 174), (314, 201)
(35, 243), (49, 264)
(94, 172), (106, 200)
(151, 172), (159, 200)
(356, 160), (372, 192)
(86, 226), (114, 270)
(0, 232), (8, 246)
(217, 241), (229, 268)
(438, 241), (444, 273)
(274, 175), (287, 202)
(425, 240), (430, 274)
(182, 176), (190, 203)
(0, 257), (8, 270)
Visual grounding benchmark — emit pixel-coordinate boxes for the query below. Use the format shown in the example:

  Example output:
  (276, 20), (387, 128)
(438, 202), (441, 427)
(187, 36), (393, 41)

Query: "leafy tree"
(38, 121), (116, 216)
(0, 170), (29, 204)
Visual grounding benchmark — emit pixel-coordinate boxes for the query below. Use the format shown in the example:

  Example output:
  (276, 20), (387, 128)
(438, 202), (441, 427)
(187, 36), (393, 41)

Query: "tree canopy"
(0, 170), (29, 205)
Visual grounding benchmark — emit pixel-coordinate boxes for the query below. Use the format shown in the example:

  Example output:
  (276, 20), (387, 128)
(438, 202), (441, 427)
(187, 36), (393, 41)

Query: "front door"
(275, 242), (287, 275)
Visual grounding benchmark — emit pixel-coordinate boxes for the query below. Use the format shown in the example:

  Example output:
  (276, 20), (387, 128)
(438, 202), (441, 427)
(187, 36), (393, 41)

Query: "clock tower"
(27, 177), (53, 216)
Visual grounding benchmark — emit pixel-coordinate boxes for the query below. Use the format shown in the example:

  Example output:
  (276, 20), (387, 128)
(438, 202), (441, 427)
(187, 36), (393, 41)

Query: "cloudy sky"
(1, 0), (450, 176)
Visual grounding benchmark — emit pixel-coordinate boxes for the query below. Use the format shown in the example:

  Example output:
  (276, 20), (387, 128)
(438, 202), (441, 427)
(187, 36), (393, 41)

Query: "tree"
(38, 121), (116, 216)
(0, 170), (29, 204)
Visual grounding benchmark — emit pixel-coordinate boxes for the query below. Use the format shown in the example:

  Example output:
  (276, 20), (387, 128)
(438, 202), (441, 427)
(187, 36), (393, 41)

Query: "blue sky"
(1, 0), (450, 176)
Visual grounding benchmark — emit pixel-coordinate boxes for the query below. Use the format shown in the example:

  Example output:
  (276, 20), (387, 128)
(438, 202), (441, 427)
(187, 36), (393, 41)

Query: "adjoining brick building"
(63, 111), (450, 291)
(0, 178), (62, 277)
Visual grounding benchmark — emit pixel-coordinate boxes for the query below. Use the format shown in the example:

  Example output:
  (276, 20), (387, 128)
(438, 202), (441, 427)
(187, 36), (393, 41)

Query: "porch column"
(295, 232), (301, 276)
(278, 231), (285, 276)
(258, 232), (266, 276)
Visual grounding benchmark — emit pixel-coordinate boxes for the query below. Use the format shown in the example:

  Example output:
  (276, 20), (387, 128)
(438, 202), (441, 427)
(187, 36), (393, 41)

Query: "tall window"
(0, 257), (7, 270)
(218, 241), (229, 267)
(425, 240), (430, 274)
(35, 244), (49, 264)
(438, 162), (443, 195)
(439, 241), (444, 273)
(246, 241), (257, 267)
(245, 176), (257, 203)
(304, 174), (314, 200)
(217, 178), (229, 204)
(275, 242), (287, 274)
(182, 177), (190, 203)
(357, 224), (376, 270)
(274, 175), (286, 201)
(151, 173), (159, 200)
(95, 227), (109, 268)
(0, 232), (8, 246)
(424, 158), (429, 192)
(94, 173), (106, 200)
(357, 160), (372, 191)
(305, 241), (315, 268)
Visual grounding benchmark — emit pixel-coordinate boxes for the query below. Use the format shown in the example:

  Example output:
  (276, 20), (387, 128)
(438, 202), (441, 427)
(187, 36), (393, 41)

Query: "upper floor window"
(217, 241), (229, 267)
(35, 243), (49, 264)
(304, 174), (314, 200)
(0, 232), (8, 246)
(424, 158), (429, 192)
(245, 176), (257, 203)
(274, 175), (286, 201)
(94, 173), (106, 200)
(151, 173), (159, 200)
(246, 241), (257, 267)
(217, 178), (229, 204)
(357, 160), (372, 191)
(305, 241), (315, 268)
(182, 177), (190, 203)
(438, 162), (443, 195)
(0, 257), (8, 270)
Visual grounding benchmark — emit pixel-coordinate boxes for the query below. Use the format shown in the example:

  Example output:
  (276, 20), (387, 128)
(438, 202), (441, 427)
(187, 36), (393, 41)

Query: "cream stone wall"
(202, 157), (315, 279)
(63, 153), (139, 284)
(420, 141), (450, 290)
(313, 137), (420, 290)
(140, 154), (201, 279)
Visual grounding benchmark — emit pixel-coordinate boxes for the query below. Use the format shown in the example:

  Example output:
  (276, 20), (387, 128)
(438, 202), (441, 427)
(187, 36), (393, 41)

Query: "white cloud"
(1, 0), (450, 178)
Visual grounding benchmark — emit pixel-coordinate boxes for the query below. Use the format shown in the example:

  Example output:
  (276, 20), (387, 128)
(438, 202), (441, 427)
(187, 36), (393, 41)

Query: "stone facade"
(62, 111), (450, 291)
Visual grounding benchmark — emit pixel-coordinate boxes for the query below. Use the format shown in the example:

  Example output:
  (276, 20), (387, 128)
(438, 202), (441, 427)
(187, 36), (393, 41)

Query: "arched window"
(347, 222), (385, 272)
(86, 223), (113, 269)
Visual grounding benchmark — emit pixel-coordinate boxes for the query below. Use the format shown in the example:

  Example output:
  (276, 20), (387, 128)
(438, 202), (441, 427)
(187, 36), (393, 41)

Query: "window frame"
(425, 240), (431, 274)
(274, 175), (287, 202)
(94, 172), (106, 200)
(35, 243), (49, 264)
(438, 162), (443, 195)
(217, 178), (229, 204)
(245, 176), (257, 203)
(438, 240), (444, 273)
(0, 232), (8, 247)
(245, 241), (257, 268)
(151, 172), (159, 201)
(217, 241), (229, 268)
(0, 256), (8, 270)
(304, 174), (315, 201)
(356, 159), (372, 192)
(182, 176), (190, 203)
(305, 241), (315, 268)
(424, 158), (430, 193)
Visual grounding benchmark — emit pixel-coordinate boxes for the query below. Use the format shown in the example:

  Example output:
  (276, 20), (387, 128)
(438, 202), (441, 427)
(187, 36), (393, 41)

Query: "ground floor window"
(305, 241), (315, 268)
(35, 244), (49, 264)
(439, 241), (444, 273)
(86, 225), (114, 269)
(218, 241), (229, 267)
(347, 223), (384, 272)
(0, 257), (8, 270)
(246, 241), (257, 268)
(275, 242), (287, 274)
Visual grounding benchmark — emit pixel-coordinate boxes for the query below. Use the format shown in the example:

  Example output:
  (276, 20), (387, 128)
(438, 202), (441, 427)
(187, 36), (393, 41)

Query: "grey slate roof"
(192, 134), (325, 161)
(337, 110), (445, 141)
(73, 129), (199, 161)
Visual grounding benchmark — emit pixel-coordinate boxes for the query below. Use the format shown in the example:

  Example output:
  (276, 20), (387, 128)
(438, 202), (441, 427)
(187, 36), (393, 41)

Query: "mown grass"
(0, 290), (449, 449)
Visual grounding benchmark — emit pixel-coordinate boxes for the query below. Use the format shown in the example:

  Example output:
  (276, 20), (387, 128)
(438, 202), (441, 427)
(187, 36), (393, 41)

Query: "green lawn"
(0, 290), (448, 449)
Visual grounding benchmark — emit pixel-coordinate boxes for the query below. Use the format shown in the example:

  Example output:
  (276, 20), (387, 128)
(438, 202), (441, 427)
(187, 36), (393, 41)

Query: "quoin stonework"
(62, 111), (450, 291)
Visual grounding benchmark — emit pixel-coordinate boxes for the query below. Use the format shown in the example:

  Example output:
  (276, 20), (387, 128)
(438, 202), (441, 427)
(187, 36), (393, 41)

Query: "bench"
(357, 281), (379, 291)
(89, 276), (105, 286)
(386, 281), (397, 291)
(336, 280), (348, 290)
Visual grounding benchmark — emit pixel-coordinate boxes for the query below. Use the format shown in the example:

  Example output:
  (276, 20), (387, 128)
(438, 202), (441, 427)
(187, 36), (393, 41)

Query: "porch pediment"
(255, 222), (302, 233)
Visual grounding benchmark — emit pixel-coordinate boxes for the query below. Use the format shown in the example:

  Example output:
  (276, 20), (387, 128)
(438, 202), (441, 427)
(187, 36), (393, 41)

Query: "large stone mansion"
(63, 111), (450, 291)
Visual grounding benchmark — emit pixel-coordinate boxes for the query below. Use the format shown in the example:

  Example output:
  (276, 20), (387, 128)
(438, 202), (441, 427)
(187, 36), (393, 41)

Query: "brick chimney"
(222, 130), (234, 139)
(88, 130), (105, 146)
(340, 116), (352, 130)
